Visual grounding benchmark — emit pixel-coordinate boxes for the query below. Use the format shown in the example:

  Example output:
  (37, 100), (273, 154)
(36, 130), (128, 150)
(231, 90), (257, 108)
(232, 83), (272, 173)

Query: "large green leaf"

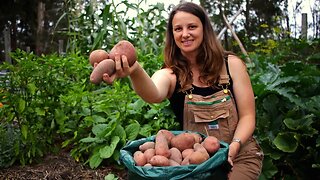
(89, 152), (103, 169)
(284, 115), (318, 136)
(259, 157), (278, 180)
(125, 122), (140, 141)
(273, 133), (298, 153)
(99, 136), (120, 159)
(92, 119), (117, 138)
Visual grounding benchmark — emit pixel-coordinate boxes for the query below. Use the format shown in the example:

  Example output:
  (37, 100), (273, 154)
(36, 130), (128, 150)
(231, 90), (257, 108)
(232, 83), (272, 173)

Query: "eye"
(189, 25), (197, 30)
(174, 27), (182, 32)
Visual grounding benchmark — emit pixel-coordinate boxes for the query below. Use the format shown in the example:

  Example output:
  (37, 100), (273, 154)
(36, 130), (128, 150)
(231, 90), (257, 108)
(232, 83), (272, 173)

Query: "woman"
(100, 2), (263, 179)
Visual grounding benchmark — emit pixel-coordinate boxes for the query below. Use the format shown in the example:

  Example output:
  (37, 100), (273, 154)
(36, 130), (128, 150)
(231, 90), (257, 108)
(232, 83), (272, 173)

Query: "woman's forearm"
(129, 63), (162, 103)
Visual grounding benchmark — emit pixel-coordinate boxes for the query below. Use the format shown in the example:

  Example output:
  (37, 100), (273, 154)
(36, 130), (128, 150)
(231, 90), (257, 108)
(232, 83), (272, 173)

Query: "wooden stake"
(222, 13), (252, 64)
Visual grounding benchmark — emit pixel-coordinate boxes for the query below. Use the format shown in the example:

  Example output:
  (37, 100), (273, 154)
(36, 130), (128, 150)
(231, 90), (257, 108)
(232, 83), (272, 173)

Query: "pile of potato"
(133, 130), (220, 167)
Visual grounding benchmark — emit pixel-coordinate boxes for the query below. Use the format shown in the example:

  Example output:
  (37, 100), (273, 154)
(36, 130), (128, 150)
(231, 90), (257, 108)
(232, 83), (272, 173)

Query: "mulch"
(0, 152), (128, 180)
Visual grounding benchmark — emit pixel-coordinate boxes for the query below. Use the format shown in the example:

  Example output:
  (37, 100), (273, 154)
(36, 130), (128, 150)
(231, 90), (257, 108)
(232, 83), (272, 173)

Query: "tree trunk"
(36, 1), (45, 55)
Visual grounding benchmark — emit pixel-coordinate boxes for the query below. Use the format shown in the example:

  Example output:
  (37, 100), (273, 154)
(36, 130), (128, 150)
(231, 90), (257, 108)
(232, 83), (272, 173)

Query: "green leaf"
(35, 108), (45, 116)
(99, 136), (120, 159)
(17, 98), (26, 114)
(139, 124), (153, 137)
(316, 135), (320, 148)
(21, 125), (28, 140)
(92, 120), (117, 138)
(112, 125), (126, 140)
(54, 109), (68, 126)
(125, 123), (140, 141)
(104, 174), (118, 180)
(80, 137), (100, 143)
(273, 133), (298, 153)
(89, 152), (103, 169)
(259, 157), (278, 180)
(27, 83), (37, 95)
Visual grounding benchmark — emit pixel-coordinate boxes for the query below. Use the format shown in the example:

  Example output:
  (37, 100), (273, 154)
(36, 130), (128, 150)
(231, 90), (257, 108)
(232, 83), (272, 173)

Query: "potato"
(193, 143), (209, 159)
(139, 141), (155, 152)
(190, 133), (203, 144)
(143, 148), (155, 163)
(89, 49), (109, 66)
(149, 155), (170, 166)
(181, 155), (190, 166)
(169, 147), (182, 164)
(202, 136), (220, 154)
(170, 133), (195, 152)
(169, 159), (180, 166)
(189, 151), (209, 165)
(90, 59), (115, 84)
(155, 131), (171, 158)
(144, 163), (152, 167)
(108, 40), (137, 66)
(133, 151), (147, 166)
(181, 149), (194, 159)
(158, 129), (175, 143)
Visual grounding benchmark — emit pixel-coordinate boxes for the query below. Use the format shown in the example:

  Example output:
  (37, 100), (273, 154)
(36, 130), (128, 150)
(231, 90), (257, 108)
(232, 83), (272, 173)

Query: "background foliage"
(0, 0), (320, 179)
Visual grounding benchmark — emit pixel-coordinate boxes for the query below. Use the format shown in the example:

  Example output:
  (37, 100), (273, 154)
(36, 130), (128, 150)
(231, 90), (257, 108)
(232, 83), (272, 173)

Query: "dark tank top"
(169, 59), (233, 129)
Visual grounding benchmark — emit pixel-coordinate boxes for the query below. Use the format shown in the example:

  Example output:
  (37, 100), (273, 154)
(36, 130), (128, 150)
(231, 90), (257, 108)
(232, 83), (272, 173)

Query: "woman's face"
(172, 11), (203, 57)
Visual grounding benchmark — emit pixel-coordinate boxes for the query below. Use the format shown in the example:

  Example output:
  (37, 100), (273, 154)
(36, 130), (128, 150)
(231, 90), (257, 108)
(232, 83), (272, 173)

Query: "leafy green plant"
(0, 124), (20, 168)
(66, 80), (177, 168)
(57, 0), (168, 55)
(0, 50), (91, 165)
(250, 39), (320, 179)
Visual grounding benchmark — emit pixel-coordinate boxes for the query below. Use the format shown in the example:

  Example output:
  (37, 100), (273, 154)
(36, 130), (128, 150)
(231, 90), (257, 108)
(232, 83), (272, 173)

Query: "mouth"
(182, 40), (193, 46)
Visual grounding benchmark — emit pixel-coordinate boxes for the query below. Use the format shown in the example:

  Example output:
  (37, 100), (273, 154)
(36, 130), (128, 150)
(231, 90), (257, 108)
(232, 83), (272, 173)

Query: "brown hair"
(164, 2), (225, 92)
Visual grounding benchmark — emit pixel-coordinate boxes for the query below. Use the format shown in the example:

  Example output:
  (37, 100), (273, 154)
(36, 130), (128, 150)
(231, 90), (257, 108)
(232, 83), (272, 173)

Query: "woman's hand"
(227, 141), (241, 167)
(101, 53), (137, 84)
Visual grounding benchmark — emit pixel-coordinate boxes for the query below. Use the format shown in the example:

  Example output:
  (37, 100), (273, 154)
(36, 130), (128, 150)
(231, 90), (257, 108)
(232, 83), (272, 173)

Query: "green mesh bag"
(120, 131), (231, 180)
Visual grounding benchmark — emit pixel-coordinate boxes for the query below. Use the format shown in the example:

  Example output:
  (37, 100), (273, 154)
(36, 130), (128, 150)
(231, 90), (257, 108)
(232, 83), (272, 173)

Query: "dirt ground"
(0, 151), (128, 180)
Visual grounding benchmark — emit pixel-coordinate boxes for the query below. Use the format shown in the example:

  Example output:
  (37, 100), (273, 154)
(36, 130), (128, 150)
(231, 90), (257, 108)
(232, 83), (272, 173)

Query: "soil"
(0, 151), (128, 180)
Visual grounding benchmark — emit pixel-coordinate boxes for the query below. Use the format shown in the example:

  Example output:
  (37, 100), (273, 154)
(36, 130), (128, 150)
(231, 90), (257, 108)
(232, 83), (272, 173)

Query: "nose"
(182, 29), (190, 38)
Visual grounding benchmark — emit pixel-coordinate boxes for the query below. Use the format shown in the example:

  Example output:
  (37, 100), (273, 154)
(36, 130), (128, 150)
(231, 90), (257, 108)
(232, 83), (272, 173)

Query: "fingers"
(228, 156), (234, 167)
(114, 53), (130, 78)
(102, 73), (116, 85)
(100, 53), (131, 84)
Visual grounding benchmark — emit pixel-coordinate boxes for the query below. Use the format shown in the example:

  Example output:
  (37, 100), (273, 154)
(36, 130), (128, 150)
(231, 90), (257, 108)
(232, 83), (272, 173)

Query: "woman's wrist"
(129, 61), (142, 77)
(230, 139), (241, 155)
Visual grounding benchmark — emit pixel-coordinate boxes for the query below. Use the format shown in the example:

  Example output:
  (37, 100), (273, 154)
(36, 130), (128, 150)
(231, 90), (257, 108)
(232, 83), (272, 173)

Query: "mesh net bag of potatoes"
(120, 130), (231, 180)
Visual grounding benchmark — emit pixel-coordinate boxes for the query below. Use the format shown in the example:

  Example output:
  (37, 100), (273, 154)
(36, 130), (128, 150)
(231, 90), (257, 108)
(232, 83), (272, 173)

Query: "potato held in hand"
(90, 59), (115, 84)
(89, 49), (109, 66)
(108, 40), (137, 67)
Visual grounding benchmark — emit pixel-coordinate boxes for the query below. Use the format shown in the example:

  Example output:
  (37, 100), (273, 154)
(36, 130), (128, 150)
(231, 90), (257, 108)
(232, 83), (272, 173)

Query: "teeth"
(183, 40), (192, 45)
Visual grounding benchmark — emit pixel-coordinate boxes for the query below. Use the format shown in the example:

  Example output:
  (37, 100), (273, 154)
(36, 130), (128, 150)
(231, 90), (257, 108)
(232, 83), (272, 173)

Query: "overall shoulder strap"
(218, 55), (230, 85)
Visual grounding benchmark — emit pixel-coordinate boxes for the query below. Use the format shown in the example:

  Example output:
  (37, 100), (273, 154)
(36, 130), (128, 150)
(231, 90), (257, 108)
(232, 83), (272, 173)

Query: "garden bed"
(0, 151), (127, 180)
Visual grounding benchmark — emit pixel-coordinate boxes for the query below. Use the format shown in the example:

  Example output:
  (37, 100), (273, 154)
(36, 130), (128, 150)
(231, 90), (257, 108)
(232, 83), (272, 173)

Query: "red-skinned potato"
(189, 151), (209, 165)
(202, 136), (220, 154)
(139, 141), (155, 152)
(108, 40), (137, 66)
(89, 49), (109, 66)
(155, 131), (171, 158)
(181, 149), (194, 159)
(90, 59), (115, 84)
(149, 155), (170, 167)
(170, 133), (195, 152)
(144, 148), (155, 163)
(133, 151), (147, 166)
(169, 147), (182, 164)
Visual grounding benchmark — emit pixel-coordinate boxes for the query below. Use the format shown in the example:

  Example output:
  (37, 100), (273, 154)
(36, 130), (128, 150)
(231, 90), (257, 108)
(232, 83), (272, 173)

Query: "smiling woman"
(92, 1), (263, 179)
